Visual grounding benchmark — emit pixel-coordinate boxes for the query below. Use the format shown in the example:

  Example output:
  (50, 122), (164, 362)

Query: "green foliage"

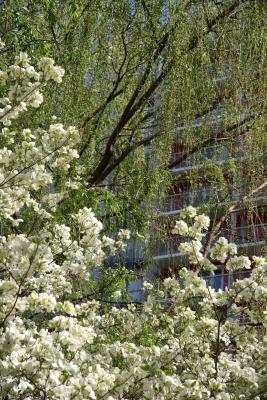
(1, 0), (266, 247)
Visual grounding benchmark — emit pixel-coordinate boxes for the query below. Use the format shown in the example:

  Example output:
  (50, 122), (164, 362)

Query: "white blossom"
(118, 228), (131, 240)
(0, 38), (5, 49)
(172, 220), (189, 235)
(210, 237), (237, 263)
(143, 281), (154, 290)
(180, 205), (197, 218)
(227, 255), (251, 270)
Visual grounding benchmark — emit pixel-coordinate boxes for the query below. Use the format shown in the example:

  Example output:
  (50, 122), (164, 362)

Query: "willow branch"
(203, 180), (267, 257)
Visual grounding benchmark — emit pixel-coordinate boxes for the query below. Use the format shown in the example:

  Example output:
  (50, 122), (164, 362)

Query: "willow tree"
(0, 0), (266, 247)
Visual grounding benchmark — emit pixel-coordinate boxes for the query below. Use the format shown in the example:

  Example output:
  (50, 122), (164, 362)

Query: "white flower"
(143, 281), (153, 290)
(163, 277), (177, 289)
(0, 70), (8, 85)
(194, 214), (210, 230)
(48, 123), (66, 137)
(112, 290), (121, 300)
(200, 317), (217, 329)
(178, 241), (192, 253)
(179, 239), (204, 264)
(210, 237), (237, 263)
(255, 286), (267, 300)
(102, 236), (115, 247)
(0, 38), (5, 49)
(74, 207), (103, 233)
(28, 292), (57, 312)
(38, 57), (65, 83)
(172, 220), (189, 235)
(26, 66), (40, 81)
(28, 90), (43, 108)
(227, 256), (251, 270)
(61, 301), (77, 316)
(118, 229), (131, 240)
(180, 206), (197, 218)
(15, 52), (31, 67)
(253, 256), (266, 268)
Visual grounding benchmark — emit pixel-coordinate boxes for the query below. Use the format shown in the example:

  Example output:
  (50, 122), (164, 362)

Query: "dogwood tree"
(1, 48), (267, 400)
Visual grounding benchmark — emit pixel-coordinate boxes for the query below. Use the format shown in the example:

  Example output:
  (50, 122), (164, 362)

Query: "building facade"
(152, 135), (267, 290)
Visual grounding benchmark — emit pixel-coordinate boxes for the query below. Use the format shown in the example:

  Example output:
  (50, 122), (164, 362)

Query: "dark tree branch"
(87, 0), (248, 186)
(86, 130), (162, 188)
(141, 0), (159, 43)
(87, 41), (171, 183)
(168, 113), (257, 170)
(79, 31), (129, 135)
(50, 24), (60, 51)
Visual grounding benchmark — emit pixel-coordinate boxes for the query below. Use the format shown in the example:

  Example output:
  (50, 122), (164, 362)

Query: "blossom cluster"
(0, 52), (64, 126)
(172, 207), (210, 265)
(0, 50), (78, 226)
